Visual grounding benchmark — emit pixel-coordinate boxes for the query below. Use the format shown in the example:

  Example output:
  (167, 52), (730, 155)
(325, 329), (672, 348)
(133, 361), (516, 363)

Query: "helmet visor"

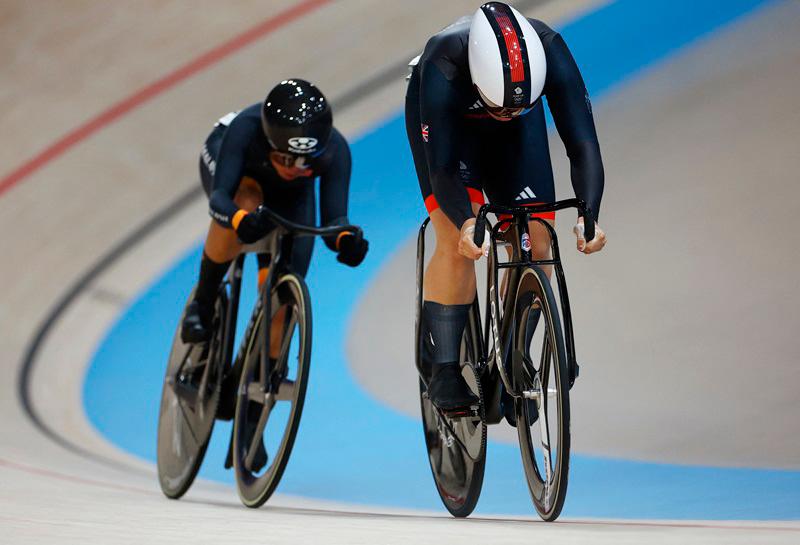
(270, 150), (299, 168)
(475, 86), (534, 119)
(269, 150), (314, 179)
(269, 150), (322, 167)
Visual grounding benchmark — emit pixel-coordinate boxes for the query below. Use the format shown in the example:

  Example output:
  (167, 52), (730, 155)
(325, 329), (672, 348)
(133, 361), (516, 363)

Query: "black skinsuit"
(406, 17), (604, 226)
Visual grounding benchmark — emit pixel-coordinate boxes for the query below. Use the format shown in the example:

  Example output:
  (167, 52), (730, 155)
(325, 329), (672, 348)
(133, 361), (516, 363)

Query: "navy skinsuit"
(406, 17), (604, 227)
(199, 104), (352, 275)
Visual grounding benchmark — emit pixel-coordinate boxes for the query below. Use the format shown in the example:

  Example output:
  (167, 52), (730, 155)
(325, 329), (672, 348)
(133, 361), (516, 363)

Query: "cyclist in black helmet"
(183, 79), (368, 346)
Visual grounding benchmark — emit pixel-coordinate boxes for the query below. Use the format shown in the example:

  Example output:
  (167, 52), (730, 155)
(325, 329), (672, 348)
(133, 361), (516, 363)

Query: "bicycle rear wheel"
(233, 273), (311, 508)
(157, 292), (226, 499)
(513, 266), (570, 521)
(419, 306), (486, 517)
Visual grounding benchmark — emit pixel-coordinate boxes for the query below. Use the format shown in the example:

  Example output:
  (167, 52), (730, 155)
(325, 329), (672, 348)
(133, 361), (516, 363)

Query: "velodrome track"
(2, 1), (799, 543)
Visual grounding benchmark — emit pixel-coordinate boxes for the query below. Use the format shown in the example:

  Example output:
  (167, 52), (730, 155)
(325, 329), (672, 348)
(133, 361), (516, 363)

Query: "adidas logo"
(515, 186), (536, 201)
(468, 100), (482, 110)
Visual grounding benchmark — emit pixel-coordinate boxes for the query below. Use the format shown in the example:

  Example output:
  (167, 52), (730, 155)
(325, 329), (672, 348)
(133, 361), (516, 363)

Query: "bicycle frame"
(214, 236), (273, 391)
(483, 213), (578, 400)
(415, 199), (585, 410)
(219, 206), (361, 389)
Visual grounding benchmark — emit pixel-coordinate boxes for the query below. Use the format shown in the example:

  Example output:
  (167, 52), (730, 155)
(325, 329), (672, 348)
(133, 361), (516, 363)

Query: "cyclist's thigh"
(198, 125), (226, 197)
(405, 67), (432, 205)
(479, 102), (555, 214)
(268, 185), (315, 277)
(406, 68), (484, 217)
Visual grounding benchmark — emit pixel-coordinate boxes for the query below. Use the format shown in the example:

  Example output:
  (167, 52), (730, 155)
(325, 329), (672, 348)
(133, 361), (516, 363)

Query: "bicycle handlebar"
(254, 205), (363, 239)
(473, 199), (595, 248)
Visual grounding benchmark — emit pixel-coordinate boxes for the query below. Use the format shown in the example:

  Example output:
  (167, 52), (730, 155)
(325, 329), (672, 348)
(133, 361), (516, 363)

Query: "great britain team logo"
(288, 137), (318, 154)
(421, 124), (429, 143)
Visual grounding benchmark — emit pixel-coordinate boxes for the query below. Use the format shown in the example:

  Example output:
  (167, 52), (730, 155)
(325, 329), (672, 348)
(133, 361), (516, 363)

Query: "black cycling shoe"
(428, 363), (479, 411)
(181, 299), (213, 344)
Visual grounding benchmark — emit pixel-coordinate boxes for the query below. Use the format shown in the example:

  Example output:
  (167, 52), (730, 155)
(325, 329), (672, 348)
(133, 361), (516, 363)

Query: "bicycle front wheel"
(233, 273), (311, 508)
(513, 265), (570, 521)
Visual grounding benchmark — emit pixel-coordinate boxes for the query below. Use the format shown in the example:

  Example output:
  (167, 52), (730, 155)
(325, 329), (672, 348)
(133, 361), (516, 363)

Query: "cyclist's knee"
(434, 247), (474, 273)
(431, 229), (473, 271)
(429, 210), (462, 252)
(530, 237), (551, 260)
(529, 220), (553, 260)
(233, 177), (263, 212)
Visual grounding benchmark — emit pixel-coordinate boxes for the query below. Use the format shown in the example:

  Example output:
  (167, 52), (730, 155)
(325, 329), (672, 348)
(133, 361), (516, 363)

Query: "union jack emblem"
(421, 124), (429, 142)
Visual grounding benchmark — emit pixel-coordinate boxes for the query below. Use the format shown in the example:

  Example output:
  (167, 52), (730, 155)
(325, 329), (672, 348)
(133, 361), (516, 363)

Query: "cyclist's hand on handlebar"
(337, 231), (368, 267)
(574, 217), (606, 254)
(459, 218), (489, 261)
(235, 211), (269, 244)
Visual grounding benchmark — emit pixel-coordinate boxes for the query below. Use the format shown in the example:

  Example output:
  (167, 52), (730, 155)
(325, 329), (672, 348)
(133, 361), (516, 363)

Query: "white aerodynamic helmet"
(468, 2), (547, 118)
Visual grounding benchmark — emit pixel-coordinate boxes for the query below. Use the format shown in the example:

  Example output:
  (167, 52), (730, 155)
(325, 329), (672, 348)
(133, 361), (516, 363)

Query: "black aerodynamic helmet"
(261, 79), (332, 156)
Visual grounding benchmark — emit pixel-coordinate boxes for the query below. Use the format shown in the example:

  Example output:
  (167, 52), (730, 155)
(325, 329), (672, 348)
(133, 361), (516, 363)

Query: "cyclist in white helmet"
(406, 2), (607, 414)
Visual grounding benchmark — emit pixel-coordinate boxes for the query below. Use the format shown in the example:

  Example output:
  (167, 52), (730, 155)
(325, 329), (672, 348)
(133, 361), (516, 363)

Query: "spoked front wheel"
(157, 292), (226, 499)
(233, 273), (311, 508)
(513, 265), (571, 521)
(419, 306), (486, 517)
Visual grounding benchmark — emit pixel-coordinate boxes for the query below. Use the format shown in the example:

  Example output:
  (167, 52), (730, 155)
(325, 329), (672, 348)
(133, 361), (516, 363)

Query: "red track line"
(0, 0), (331, 198)
(0, 457), (155, 496)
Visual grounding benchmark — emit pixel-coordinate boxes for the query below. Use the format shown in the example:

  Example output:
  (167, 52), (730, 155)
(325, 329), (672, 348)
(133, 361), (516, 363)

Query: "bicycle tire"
(419, 306), (487, 517)
(513, 265), (571, 521)
(157, 291), (227, 499)
(233, 273), (311, 508)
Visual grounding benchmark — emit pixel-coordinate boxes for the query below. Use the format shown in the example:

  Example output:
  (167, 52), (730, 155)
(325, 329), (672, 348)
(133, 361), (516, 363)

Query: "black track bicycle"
(415, 200), (594, 520)
(157, 205), (362, 507)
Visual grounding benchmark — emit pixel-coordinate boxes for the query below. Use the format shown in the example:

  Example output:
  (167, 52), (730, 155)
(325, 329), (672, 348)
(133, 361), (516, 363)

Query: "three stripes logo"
(515, 186), (536, 201)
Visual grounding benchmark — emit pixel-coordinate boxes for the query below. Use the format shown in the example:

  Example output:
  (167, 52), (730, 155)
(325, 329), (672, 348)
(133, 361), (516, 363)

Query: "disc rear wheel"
(419, 309), (486, 517)
(157, 293), (226, 499)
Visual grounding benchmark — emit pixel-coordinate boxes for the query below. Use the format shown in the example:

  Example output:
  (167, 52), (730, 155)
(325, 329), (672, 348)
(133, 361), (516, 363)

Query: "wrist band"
(335, 230), (353, 250)
(231, 209), (247, 230)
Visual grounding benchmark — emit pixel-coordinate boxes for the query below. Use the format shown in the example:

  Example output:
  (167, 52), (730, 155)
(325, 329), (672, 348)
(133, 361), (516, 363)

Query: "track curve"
(3, 0), (799, 542)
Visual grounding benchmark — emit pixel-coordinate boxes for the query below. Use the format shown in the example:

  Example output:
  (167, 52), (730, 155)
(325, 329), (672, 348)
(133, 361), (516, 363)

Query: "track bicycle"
(415, 200), (594, 520)
(157, 205), (362, 507)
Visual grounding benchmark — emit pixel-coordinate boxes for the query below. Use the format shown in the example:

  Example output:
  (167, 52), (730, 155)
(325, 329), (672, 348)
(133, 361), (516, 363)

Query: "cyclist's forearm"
(320, 215), (349, 251)
(567, 139), (604, 221)
(208, 189), (241, 228)
(431, 168), (473, 229)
